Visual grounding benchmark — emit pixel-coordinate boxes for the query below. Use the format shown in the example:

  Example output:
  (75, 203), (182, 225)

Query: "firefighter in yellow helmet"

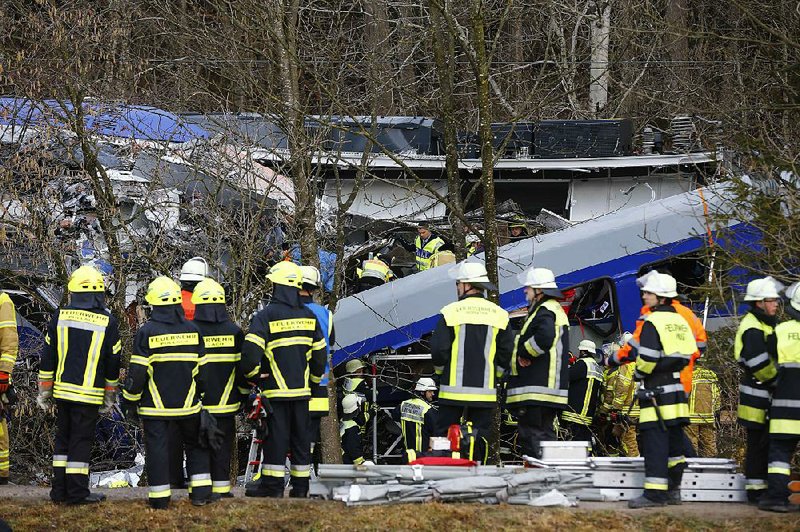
(735, 277), (781, 504)
(241, 261), (326, 498)
(122, 276), (212, 509)
(191, 279), (245, 500)
(37, 266), (121, 504)
(0, 288), (18, 485)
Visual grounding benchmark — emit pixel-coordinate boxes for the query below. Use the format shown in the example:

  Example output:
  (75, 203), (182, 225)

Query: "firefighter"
(760, 282), (800, 512)
(611, 361), (641, 457)
(179, 256), (209, 320)
(508, 216), (529, 242)
(507, 267), (569, 460)
(430, 263), (513, 444)
(734, 277), (781, 504)
(561, 340), (603, 448)
(191, 278), (245, 500)
(399, 377), (438, 463)
(241, 261), (326, 499)
(413, 222), (445, 272)
(340, 393), (368, 465)
(356, 254), (395, 292)
(626, 273), (695, 509)
(299, 266), (334, 456)
(121, 276), (212, 509)
(0, 289), (17, 485)
(685, 360), (720, 458)
(37, 266), (121, 504)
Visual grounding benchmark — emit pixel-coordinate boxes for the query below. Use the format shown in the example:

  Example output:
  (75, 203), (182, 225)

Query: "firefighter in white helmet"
(399, 377), (438, 463)
(179, 257), (209, 321)
(340, 393), (368, 465)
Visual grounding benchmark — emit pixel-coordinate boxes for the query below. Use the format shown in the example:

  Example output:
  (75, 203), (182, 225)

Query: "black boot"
(628, 495), (666, 509)
(149, 497), (170, 510)
(67, 492), (107, 505)
(667, 490), (682, 505)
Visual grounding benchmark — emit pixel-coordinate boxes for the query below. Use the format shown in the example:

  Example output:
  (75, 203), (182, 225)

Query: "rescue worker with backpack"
(0, 288), (18, 485)
(734, 277), (781, 504)
(241, 261), (326, 499)
(507, 267), (570, 460)
(561, 339), (603, 449)
(37, 266), (121, 505)
(399, 377), (438, 463)
(121, 276), (212, 509)
(190, 278), (246, 500)
(430, 263), (513, 463)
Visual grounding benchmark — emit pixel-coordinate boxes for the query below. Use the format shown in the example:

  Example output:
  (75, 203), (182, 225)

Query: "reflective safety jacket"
(507, 298), (570, 409)
(357, 259), (394, 283)
(562, 356), (603, 426)
(734, 309), (778, 428)
(616, 301), (706, 394)
(340, 419), (365, 465)
(0, 292), (18, 380)
(430, 294), (513, 407)
(610, 362), (640, 419)
(635, 305), (694, 429)
(415, 234), (445, 271)
(769, 313), (800, 438)
(123, 309), (204, 417)
(689, 366), (720, 425)
(304, 300), (333, 417)
(400, 397), (437, 462)
(181, 290), (195, 321)
(241, 298), (326, 401)
(40, 305), (121, 406)
(194, 318), (245, 416)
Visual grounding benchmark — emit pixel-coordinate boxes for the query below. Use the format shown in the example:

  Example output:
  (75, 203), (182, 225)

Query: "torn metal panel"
(322, 179), (446, 220)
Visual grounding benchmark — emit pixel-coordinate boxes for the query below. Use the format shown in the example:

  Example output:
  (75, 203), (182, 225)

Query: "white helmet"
(578, 339), (596, 353)
(518, 267), (557, 289)
(640, 272), (678, 298)
(449, 262), (490, 284)
(785, 282), (800, 312)
(342, 393), (362, 414)
(415, 377), (437, 392)
(620, 331), (633, 346)
(345, 359), (366, 373)
(180, 257), (209, 282)
(300, 265), (321, 288)
(745, 277), (782, 301)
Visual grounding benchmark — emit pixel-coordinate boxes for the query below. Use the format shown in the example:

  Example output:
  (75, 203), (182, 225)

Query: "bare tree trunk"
(589, 0), (611, 117)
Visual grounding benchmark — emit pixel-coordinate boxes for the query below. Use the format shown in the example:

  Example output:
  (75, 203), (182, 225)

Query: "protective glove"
(37, 381), (53, 410)
(99, 387), (118, 414)
(199, 409), (225, 452)
(0, 371), (9, 394)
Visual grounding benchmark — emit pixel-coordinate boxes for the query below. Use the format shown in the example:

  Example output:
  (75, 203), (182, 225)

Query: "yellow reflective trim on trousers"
(668, 457), (686, 468)
(212, 485), (231, 493)
(768, 466), (791, 475)
(505, 392), (568, 405)
(738, 404), (767, 424)
(640, 403), (688, 423)
(149, 488), (171, 498)
(66, 467), (89, 475)
(644, 482), (668, 490)
(770, 418), (800, 434)
(52, 460), (67, 467)
(309, 396), (328, 412)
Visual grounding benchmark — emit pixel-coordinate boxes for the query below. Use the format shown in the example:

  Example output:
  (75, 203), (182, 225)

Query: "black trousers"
(51, 401), (99, 503)
(168, 420), (186, 488)
(640, 425), (687, 503)
(765, 436), (799, 505)
(745, 425), (770, 501)
(143, 415), (210, 509)
(259, 400), (311, 495)
(210, 415), (236, 495)
(515, 406), (557, 459)
(435, 404), (493, 436)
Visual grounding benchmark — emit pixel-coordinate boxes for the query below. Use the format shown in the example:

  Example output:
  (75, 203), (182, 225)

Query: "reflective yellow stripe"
(130, 355), (149, 366)
(147, 364), (165, 409)
(245, 333), (266, 350)
(53, 389), (103, 405)
(263, 388), (310, 399)
(56, 325), (69, 383)
(309, 397), (328, 412)
(203, 371), (236, 412)
(505, 392), (568, 405)
(148, 487), (171, 498)
(770, 418), (800, 434)
(644, 482), (668, 490)
(212, 484), (231, 493)
(768, 466), (791, 475)
(439, 391), (497, 402)
(149, 353), (199, 363)
(138, 404), (201, 416)
(267, 337), (313, 349)
(39, 371), (55, 380)
(0, 320), (16, 329)
(266, 350), (288, 390)
(738, 404), (767, 424)
(54, 381), (104, 396)
(82, 330), (104, 391)
(122, 389), (142, 401)
(640, 402), (688, 423)
(204, 402), (240, 414)
(202, 353), (241, 363)
(112, 340), (122, 354)
(184, 365), (199, 408)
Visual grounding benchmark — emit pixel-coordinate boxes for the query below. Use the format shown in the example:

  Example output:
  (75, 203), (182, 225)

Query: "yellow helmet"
(191, 278), (226, 304)
(145, 276), (182, 306)
(267, 261), (302, 288)
(68, 265), (105, 293)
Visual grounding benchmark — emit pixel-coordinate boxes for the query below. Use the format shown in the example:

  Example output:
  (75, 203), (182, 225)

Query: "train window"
(638, 252), (709, 305)
(562, 278), (619, 338)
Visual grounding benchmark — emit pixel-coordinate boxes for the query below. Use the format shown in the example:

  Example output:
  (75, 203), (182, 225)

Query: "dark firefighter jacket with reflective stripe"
(123, 311), (205, 417)
(40, 306), (121, 406)
(241, 300), (326, 400)
(400, 397), (437, 461)
(769, 309), (800, 438)
(193, 318), (245, 416)
(430, 294), (513, 407)
(304, 300), (334, 417)
(340, 419), (365, 465)
(507, 298), (570, 409)
(734, 308), (779, 428)
(635, 305), (694, 429)
(562, 356), (603, 426)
